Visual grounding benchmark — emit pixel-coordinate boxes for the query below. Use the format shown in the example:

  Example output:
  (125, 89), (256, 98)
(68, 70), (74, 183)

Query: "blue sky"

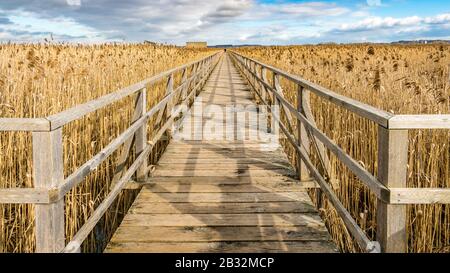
(0, 0), (449, 45)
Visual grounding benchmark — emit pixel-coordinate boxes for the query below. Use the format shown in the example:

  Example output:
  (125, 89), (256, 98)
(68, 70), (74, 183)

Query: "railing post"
(250, 62), (256, 87)
(254, 64), (261, 97)
(201, 60), (206, 80)
(167, 73), (174, 113)
(261, 68), (272, 133)
(33, 128), (65, 253)
(376, 126), (408, 253)
(260, 67), (267, 103)
(297, 85), (310, 181)
(181, 68), (188, 102)
(135, 88), (147, 182)
(191, 63), (198, 88)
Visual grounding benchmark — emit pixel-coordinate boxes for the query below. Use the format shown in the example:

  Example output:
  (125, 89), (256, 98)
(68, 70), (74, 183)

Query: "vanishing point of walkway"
(105, 54), (337, 253)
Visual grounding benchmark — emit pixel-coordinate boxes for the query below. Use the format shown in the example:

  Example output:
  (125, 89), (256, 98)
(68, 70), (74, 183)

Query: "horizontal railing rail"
(231, 52), (450, 130)
(229, 51), (450, 253)
(0, 51), (222, 253)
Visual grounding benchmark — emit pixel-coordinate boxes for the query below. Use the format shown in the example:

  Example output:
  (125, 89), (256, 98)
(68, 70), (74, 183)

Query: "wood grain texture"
(388, 115), (450, 129)
(106, 241), (337, 253)
(129, 201), (317, 214)
(32, 129), (65, 253)
(106, 54), (336, 253)
(0, 188), (50, 204)
(111, 226), (330, 242)
(376, 127), (408, 253)
(389, 188), (450, 204)
(0, 118), (50, 132)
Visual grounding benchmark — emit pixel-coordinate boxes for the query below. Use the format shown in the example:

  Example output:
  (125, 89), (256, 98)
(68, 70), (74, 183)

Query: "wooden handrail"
(46, 53), (219, 130)
(388, 115), (450, 129)
(231, 51), (394, 127)
(0, 118), (50, 132)
(231, 51), (450, 130)
(229, 51), (450, 253)
(0, 53), (219, 132)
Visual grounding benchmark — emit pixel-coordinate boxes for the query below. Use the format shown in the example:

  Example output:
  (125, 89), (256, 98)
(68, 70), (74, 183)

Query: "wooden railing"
(230, 51), (450, 253)
(0, 52), (221, 253)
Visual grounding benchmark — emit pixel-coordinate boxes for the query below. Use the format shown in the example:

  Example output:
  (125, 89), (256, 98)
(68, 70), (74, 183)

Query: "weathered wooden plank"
(152, 169), (297, 177)
(148, 176), (301, 184)
(105, 53), (336, 254)
(0, 118), (50, 132)
(0, 188), (50, 204)
(135, 192), (310, 203)
(129, 201), (317, 214)
(167, 143), (282, 148)
(158, 158), (289, 165)
(121, 213), (325, 227)
(110, 226), (330, 242)
(297, 86), (310, 181)
(200, 92), (252, 97)
(376, 127), (408, 253)
(32, 129), (65, 253)
(389, 188), (450, 204)
(156, 162), (291, 170)
(161, 150), (288, 156)
(141, 183), (309, 193)
(106, 241), (337, 253)
(388, 115), (450, 129)
(135, 88), (148, 182)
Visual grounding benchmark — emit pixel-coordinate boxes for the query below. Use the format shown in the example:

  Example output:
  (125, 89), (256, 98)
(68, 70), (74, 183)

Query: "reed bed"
(0, 43), (213, 252)
(235, 44), (449, 253)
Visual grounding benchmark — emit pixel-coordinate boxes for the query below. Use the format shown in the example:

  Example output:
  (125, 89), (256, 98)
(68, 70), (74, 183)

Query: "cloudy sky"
(0, 0), (449, 45)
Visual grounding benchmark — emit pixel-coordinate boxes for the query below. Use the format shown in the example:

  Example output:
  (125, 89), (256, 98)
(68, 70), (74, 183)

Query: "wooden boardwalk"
(106, 54), (337, 253)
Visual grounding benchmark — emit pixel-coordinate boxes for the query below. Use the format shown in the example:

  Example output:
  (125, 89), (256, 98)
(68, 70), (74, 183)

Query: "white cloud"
(367, 0), (382, 7)
(66, 0), (81, 7)
(334, 13), (450, 32)
(0, 1), (449, 44)
(267, 2), (348, 17)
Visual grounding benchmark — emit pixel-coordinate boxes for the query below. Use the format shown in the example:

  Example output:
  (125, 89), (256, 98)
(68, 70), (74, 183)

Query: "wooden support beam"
(155, 74), (174, 126)
(0, 188), (51, 204)
(297, 85), (310, 181)
(135, 88), (148, 182)
(180, 68), (188, 102)
(272, 73), (295, 133)
(389, 188), (450, 204)
(32, 129), (65, 253)
(388, 115), (450, 129)
(376, 127), (408, 253)
(111, 88), (147, 187)
(0, 118), (50, 132)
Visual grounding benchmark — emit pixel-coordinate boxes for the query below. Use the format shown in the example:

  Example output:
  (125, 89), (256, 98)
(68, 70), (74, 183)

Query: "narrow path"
(105, 54), (337, 253)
